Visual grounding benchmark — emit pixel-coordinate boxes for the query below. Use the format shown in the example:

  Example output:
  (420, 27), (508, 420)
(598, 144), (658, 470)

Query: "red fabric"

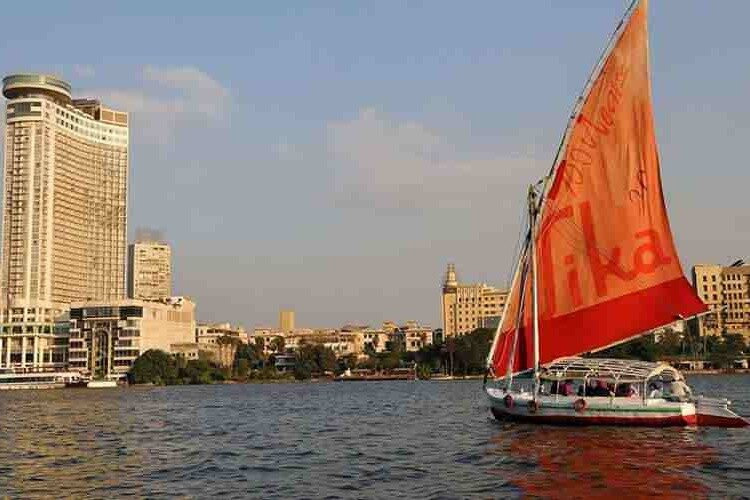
(489, 0), (707, 377)
(493, 277), (705, 375)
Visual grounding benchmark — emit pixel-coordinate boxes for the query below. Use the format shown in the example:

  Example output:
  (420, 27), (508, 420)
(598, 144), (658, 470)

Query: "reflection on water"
(493, 426), (712, 498)
(0, 375), (747, 498)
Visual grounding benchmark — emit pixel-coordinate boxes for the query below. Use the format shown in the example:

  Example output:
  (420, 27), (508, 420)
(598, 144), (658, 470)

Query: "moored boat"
(86, 379), (118, 389)
(483, 0), (748, 428)
(0, 370), (82, 390)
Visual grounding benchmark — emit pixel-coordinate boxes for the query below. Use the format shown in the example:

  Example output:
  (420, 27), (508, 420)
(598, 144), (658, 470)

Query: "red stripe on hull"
(491, 407), (695, 427)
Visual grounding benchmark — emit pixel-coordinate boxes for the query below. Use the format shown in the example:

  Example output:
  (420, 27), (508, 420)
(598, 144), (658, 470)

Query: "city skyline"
(1, 2), (749, 328)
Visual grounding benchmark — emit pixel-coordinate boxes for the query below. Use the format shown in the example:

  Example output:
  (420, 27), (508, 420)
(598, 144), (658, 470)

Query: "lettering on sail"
(540, 202), (672, 318)
(549, 57), (629, 200)
(539, 50), (673, 318)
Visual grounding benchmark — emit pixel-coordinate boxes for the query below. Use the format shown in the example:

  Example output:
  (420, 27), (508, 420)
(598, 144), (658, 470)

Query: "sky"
(0, 1), (748, 329)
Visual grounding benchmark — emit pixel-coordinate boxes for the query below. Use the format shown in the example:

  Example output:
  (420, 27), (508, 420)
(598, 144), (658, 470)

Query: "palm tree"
(271, 336), (285, 354)
(445, 337), (457, 376)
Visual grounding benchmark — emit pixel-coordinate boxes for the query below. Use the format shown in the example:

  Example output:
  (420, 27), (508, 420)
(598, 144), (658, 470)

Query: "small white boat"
(487, 358), (748, 427)
(86, 379), (118, 389)
(484, 0), (747, 428)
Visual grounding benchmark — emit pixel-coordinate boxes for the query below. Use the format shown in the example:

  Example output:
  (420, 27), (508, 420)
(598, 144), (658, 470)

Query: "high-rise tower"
(0, 74), (129, 371)
(128, 240), (172, 300)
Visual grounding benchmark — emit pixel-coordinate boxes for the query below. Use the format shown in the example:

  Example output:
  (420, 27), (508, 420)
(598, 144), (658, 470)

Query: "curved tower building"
(0, 74), (128, 371)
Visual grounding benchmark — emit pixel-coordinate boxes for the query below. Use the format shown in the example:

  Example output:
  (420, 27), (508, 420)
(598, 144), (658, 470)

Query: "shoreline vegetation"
(127, 328), (749, 387)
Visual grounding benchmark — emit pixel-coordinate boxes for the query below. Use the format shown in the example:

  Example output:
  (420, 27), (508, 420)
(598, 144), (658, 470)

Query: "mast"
(528, 185), (541, 397)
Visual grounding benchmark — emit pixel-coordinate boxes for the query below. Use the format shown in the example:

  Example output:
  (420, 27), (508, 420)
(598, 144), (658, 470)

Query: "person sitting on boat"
(559, 379), (574, 396)
(648, 382), (663, 399)
(627, 384), (639, 398)
(549, 380), (559, 395)
(592, 380), (612, 397)
(666, 380), (692, 402)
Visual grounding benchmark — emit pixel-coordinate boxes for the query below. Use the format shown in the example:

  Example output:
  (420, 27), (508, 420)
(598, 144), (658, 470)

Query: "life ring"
(574, 398), (587, 412)
(503, 394), (514, 409)
(527, 399), (539, 413)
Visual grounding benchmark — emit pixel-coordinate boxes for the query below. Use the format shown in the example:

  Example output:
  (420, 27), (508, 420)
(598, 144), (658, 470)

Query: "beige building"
(0, 74), (128, 372)
(67, 297), (195, 379)
(279, 310), (295, 332)
(692, 263), (750, 338)
(128, 241), (171, 300)
(398, 321), (433, 352)
(196, 322), (247, 345)
(441, 263), (508, 337)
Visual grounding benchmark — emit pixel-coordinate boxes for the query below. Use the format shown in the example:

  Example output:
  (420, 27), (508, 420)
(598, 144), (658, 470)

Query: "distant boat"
(86, 379), (118, 389)
(484, 0), (747, 428)
(0, 371), (81, 390)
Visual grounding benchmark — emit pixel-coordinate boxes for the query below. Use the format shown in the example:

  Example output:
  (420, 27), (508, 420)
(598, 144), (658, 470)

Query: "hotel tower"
(0, 74), (129, 372)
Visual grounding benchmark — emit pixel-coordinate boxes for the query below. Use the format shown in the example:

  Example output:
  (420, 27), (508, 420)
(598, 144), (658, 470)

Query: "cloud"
(73, 64), (95, 78)
(86, 65), (230, 142)
(142, 65), (229, 119)
(327, 107), (538, 211)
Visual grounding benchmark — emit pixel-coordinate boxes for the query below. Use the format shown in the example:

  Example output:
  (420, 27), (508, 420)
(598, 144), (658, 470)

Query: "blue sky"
(1, 1), (748, 329)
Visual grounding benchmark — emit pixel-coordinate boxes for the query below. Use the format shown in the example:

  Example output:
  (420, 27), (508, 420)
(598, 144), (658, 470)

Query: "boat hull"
(86, 380), (118, 389)
(487, 388), (748, 428)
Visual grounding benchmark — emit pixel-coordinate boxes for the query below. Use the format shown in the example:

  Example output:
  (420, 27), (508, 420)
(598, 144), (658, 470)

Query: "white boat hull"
(86, 380), (118, 389)
(487, 388), (748, 427)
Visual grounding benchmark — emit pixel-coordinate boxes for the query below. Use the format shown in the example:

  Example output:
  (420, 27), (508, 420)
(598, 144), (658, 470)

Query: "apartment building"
(692, 263), (750, 338)
(441, 263), (508, 337)
(127, 241), (171, 300)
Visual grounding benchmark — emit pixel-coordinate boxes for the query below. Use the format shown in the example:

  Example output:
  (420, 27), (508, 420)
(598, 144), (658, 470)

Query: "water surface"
(0, 375), (747, 498)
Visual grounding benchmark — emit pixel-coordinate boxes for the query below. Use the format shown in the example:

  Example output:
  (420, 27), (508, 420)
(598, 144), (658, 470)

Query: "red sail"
(491, 0), (706, 376)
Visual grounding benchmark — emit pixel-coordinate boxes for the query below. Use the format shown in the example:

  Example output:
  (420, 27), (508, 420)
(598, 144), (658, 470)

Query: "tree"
(236, 358), (250, 378)
(129, 349), (179, 385)
(294, 344), (337, 377)
(271, 336), (285, 354)
(709, 333), (747, 369)
(445, 338), (457, 376)
(254, 337), (268, 368)
(338, 354), (358, 373)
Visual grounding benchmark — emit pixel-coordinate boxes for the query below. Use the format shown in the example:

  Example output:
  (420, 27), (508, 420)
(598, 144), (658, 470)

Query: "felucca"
(484, 0), (748, 428)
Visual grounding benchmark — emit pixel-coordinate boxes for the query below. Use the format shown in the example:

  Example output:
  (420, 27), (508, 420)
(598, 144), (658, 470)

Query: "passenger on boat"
(592, 380), (612, 397)
(559, 379), (574, 396)
(615, 383), (628, 397)
(648, 382), (663, 399)
(665, 380), (692, 401)
(549, 380), (559, 395)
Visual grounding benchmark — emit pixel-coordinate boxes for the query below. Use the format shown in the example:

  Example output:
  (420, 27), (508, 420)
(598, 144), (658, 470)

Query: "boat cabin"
(535, 357), (688, 401)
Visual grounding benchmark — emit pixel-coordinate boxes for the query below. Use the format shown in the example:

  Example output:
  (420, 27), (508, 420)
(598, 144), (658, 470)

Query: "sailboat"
(484, 0), (748, 427)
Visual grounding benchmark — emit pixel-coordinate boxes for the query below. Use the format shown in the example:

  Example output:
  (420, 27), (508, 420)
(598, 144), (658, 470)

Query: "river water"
(0, 374), (747, 498)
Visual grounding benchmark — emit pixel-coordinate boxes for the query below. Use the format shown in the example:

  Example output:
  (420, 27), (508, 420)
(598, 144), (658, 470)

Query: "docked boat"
(484, 0), (747, 428)
(86, 379), (118, 389)
(0, 371), (82, 390)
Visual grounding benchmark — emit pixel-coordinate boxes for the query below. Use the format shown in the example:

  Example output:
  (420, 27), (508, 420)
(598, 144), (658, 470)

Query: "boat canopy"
(539, 357), (684, 383)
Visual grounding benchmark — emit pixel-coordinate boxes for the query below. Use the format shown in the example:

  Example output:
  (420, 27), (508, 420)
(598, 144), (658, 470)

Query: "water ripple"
(0, 375), (747, 497)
